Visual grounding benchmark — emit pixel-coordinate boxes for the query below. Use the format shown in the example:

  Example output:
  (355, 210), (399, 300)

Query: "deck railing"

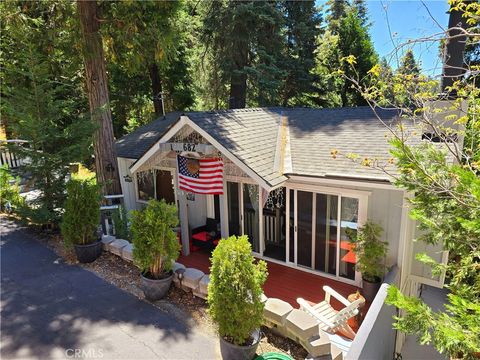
(345, 265), (399, 360)
(0, 140), (29, 169)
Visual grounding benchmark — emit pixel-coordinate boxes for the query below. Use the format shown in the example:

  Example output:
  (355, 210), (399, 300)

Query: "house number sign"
(158, 143), (215, 154)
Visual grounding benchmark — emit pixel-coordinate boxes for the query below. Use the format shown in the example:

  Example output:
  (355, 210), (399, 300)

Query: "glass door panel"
(297, 190), (313, 268)
(339, 197), (358, 280)
(243, 184), (260, 252)
(227, 182), (241, 236)
(289, 189), (295, 263)
(315, 194), (337, 275)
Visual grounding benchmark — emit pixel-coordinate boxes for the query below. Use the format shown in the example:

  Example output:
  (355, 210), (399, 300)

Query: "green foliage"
(112, 204), (130, 241)
(1, 1), (94, 225)
(397, 49), (420, 76)
(61, 178), (101, 247)
(387, 287), (480, 357)
(0, 165), (23, 212)
(315, 4), (378, 107)
(207, 235), (268, 346)
(346, 221), (388, 282)
(131, 200), (180, 279)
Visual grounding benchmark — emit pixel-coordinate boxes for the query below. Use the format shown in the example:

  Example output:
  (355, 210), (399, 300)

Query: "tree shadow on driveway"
(0, 220), (217, 359)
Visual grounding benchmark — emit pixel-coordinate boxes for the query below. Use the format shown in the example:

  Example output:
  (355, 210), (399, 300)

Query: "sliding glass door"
(289, 188), (363, 283)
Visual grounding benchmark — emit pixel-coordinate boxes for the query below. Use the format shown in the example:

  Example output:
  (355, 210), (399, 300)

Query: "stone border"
(101, 234), (343, 359)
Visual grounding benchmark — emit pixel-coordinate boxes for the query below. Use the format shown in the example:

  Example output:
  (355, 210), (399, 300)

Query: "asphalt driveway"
(0, 218), (219, 360)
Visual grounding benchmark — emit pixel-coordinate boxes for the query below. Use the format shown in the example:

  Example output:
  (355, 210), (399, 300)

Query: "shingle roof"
(116, 107), (415, 186)
(186, 108), (288, 187)
(115, 112), (180, 159)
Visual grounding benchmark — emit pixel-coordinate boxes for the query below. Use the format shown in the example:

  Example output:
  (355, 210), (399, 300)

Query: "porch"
(178, 249), (361, 312)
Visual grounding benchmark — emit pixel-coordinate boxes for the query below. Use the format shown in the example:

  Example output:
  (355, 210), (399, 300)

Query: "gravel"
(30, 225), (308, 360)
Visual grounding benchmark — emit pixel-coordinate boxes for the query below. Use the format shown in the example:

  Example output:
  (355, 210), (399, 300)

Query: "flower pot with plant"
(61, 178), (102, 263)
(208, 235), (268, 360)
(346, 221), (388, 302)
(131, 199), (180, 301)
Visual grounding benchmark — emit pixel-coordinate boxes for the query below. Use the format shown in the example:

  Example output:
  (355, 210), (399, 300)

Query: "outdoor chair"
(297, 285), (363, 340)
(191, 218), (220, 250)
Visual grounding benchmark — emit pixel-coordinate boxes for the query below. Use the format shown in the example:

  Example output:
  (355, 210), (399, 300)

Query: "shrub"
(112, 204), (130, 241)
(131, 199), (180, 279)
(208, 235), (268, 346)
(0, 165), (23, 212)
(347, 221), (388, 282)
(61, 178), (101, 247)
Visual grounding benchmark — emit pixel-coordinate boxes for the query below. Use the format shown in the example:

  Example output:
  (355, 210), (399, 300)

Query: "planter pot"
(74, 240), (102, 263)
(141, 272), (173, 301)
(362, 278), (381, 303)
(219, 329), (260, 360)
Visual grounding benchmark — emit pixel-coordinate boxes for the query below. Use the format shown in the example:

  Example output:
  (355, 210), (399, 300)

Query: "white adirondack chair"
(297, 286), (363, 339)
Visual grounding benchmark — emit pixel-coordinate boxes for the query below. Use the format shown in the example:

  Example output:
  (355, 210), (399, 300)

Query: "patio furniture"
(191, 218), (220, 250)
(297, 285), (363, 339)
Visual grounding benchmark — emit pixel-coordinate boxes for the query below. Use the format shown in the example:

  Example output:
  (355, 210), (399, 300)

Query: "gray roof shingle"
(115, 112), (180, 159)
(116, 107), (417, 186)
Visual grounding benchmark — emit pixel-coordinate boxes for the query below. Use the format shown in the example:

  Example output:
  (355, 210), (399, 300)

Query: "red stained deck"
(178, 250), (361, 311)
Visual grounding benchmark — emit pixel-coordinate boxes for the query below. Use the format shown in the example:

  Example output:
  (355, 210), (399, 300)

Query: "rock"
(330, 344), (343, 360)
(285, 309), (319, 343)
(172, 262), (187, 285)
(121, 243), (133, 262)
(101, 235), (115, 250)
(263, 298), (293, 328)
(182, 268), (205, 291)
(109, 239), (130, 256)
(198, 274), (210, 294)
(304, 332), (331, 358)
(261, 293), (268, 303)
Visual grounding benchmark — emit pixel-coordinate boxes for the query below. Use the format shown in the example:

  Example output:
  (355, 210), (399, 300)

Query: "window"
(137, 171), (155, 201)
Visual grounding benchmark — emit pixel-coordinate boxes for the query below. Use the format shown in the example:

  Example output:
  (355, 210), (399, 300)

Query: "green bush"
(61, 178), (101, 247)
(0, 165), (23, 212)
(207, 235), (268, 346)
(112, 204), (130, 241)
(347, 221), (388, 282)
(131, 199), (180, 279)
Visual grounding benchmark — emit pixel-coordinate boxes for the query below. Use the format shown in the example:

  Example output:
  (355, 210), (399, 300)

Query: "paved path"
(0, 219), (219, 360)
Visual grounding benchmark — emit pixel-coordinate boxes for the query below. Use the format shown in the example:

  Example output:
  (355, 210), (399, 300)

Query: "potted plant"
(208, 235), (268, 360)
(61, 178), (102, 263)
(131, 199), (180, 301)
(346, 221), (388, 302)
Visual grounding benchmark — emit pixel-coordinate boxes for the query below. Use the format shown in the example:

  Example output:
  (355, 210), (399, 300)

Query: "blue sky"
(318, 1), (450, 76)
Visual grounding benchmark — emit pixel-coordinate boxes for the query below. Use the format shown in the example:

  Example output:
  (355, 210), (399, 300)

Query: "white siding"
(117, 157), (139, 212)
(367, 188), (405, 268)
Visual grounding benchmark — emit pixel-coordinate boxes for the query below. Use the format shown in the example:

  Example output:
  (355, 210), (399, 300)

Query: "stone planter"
(141, 272), (173, 301)
(74, 240), (102, 263)
(362, 277), (381, 303)
(219, 329), (260, 360)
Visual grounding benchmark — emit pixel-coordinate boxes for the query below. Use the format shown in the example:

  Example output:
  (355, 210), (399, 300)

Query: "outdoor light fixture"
(105, 162), (115, 173)
(123, 174), (133, 183)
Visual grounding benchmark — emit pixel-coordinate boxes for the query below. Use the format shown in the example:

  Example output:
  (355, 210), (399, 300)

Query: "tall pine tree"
(1, 1), (94, 224)
(281, 1), (322, 106)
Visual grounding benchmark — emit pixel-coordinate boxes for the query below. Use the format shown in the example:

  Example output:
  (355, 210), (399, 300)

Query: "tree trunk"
(229, 46), (248, 109)
(77, 0), (121, 195)
(149, 63), (164, 116)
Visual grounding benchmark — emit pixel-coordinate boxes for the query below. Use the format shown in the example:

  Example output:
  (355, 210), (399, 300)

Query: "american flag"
(177, 155), (224, 195)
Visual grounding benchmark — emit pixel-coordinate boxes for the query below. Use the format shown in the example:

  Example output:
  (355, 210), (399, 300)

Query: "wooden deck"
(178, 250), (361, 311)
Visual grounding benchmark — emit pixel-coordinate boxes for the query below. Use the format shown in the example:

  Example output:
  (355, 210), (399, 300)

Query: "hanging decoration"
(265, 187), (285, 210)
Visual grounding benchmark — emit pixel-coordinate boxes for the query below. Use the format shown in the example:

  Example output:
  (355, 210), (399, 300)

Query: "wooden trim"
(287, 181), (372, 198)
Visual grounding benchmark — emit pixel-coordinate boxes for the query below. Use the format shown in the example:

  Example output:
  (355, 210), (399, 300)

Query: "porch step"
(182, 268), (205, 291)
(263, 298), (293, 328)
(101, 235), (116, 250)
(285, 309), (319, 342)
(121, 243), (133, 262)
(109, 239), (130, 256)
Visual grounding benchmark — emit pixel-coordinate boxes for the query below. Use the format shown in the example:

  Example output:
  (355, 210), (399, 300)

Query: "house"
(115, 106), (447, 291)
